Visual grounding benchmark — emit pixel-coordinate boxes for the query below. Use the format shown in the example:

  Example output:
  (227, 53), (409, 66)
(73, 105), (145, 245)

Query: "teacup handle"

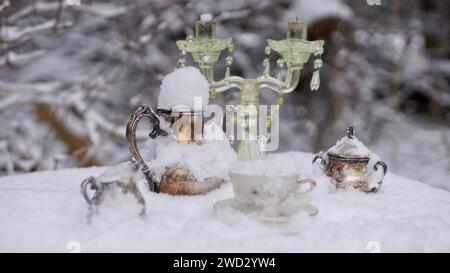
(126, 104), (168, 192)
(373, 160), (387, 188)
(297, 178), (317, 194)
(312, 151), (328, 170)
(80, 176), (98, 205)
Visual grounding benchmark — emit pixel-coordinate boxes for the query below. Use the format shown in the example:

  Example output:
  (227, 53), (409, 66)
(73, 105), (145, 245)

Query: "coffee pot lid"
(327, 127), (371, 158)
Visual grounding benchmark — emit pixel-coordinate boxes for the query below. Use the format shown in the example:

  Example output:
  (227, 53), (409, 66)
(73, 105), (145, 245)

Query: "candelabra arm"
(257, 68), (301, 94)
(211, 75), (245, 93)
(208, 64), (302, 95)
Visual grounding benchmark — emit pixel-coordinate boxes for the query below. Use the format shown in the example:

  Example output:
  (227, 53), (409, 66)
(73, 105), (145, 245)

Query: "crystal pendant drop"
(226, 55), (233, 65)
(225, 66), (230, 79)
(310, 70), (320, 91)
(263, 58), (270, 76)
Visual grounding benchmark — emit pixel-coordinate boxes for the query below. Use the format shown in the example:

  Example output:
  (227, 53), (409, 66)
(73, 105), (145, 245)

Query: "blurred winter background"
(0, 0), (449, 190)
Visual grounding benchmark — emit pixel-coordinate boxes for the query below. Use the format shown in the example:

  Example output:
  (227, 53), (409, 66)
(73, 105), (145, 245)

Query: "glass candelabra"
(176, 14), (325, 160)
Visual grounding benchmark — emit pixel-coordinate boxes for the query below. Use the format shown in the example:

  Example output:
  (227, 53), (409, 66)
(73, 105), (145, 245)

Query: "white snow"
(200, 13), (213, 22)
(142, 136), (237, 182)
(1, 152), (450, 252)
(157, 67), (210, 110)
(135, 118), (237, 182)
(203, 119), (229, 141)
(327, 134), (371, 157)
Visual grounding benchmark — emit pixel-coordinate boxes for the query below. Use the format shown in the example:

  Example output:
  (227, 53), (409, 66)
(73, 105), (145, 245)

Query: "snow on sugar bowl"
(126, 66), (237, 196)
(313, 126), (387, 192)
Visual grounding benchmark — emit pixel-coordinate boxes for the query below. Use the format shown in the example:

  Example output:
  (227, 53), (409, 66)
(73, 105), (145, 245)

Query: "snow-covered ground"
(1, 152), (449, 253)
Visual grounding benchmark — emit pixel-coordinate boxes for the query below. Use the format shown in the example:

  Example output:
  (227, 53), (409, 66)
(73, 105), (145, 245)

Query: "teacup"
(229, 173), (316, 209)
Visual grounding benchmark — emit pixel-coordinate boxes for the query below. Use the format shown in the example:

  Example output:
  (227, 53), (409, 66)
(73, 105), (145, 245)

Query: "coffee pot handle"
(373, 160), (387, 189)
(126, 104), (168, 192)
(312, 151), (328, 170)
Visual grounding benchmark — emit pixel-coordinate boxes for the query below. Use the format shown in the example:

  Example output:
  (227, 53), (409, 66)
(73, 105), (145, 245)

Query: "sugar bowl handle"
(126, 104), (168, 192)
(312, 151), (328, 170)
(373, 160), (387, 188)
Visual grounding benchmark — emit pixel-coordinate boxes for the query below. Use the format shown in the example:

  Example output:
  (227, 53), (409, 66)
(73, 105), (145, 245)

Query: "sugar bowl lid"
(327, 127), (371, 159)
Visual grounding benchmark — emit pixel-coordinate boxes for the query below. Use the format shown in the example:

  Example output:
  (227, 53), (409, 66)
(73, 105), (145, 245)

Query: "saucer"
(213, 195), (318, 223)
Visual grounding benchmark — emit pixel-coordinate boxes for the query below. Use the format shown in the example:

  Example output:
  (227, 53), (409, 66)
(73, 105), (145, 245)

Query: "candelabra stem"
(200, 66), (215, 83)
(236, 79), (261, 161)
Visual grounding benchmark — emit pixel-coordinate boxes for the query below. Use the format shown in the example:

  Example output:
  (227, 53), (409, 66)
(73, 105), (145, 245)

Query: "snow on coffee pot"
(126, 66), (236, 195)
(313, 127), (387, 192)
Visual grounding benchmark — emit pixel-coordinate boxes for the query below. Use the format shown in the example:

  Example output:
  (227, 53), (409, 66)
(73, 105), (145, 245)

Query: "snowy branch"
(216, 0), (275, 22)
(0, 0), (10, 14)
(0, 50), (46, 67)
(0, 19), (73, 43)
(0, 81), (147, 142)
(7, 1), (62, 24)
(73, 3), (129, 19)
(7, 1), (130, 24)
